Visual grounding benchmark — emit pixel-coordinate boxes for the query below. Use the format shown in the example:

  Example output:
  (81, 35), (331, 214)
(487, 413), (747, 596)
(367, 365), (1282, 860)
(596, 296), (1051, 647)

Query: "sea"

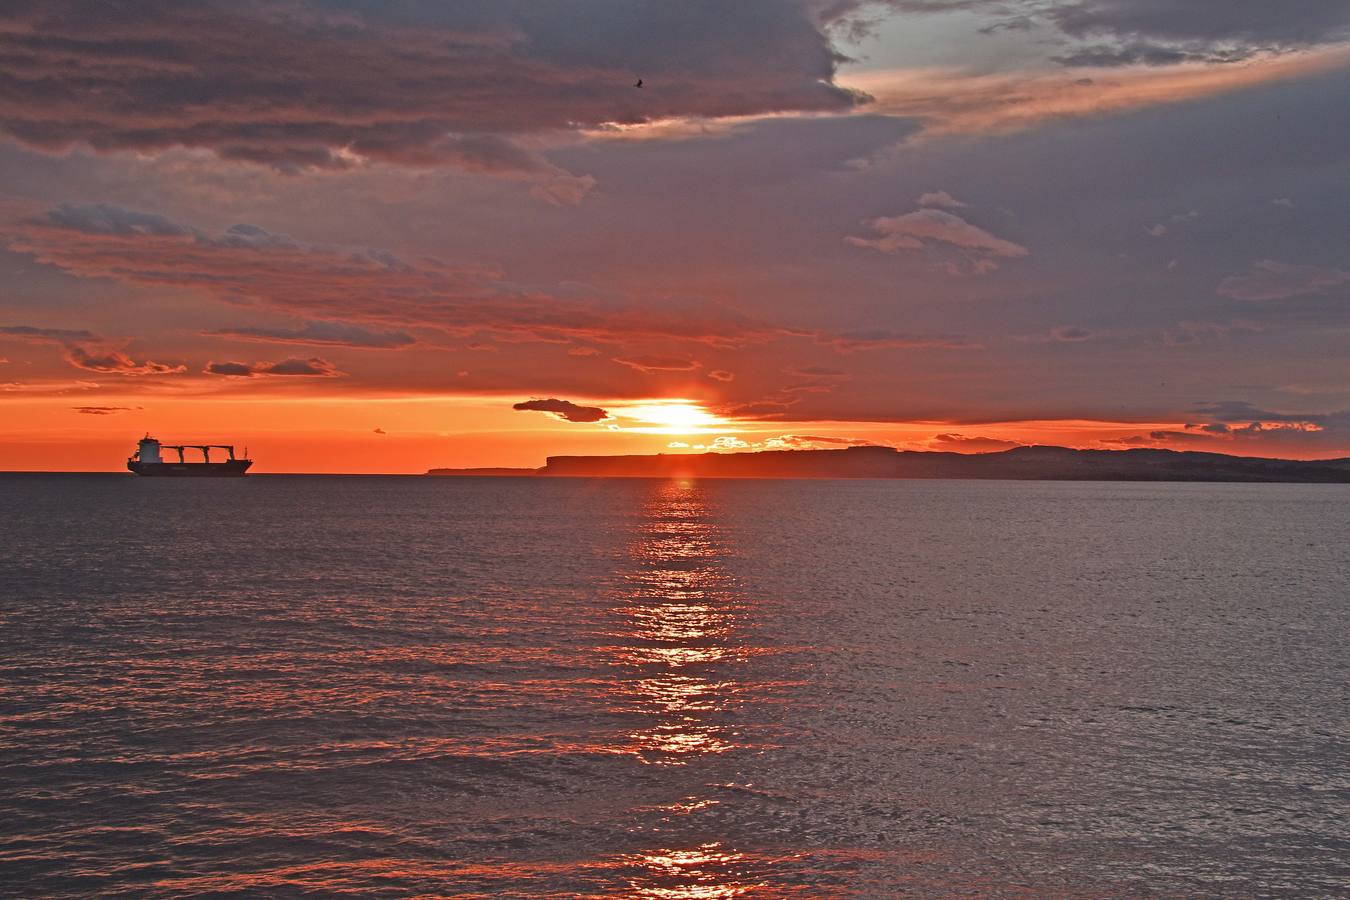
(1, 474), (1347, 897)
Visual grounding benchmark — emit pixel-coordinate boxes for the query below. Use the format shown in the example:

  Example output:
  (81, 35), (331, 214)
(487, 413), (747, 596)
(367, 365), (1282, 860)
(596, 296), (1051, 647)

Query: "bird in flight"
(634, 78), (643, 88)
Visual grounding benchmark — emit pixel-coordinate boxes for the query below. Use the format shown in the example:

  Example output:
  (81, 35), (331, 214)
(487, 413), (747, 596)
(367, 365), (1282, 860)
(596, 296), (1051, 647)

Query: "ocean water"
(1, 474), (1347, 897)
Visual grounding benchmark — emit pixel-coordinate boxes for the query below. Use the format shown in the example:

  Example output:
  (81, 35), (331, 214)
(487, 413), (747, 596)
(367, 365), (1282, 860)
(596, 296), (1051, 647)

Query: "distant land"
(428, 445), (1350, 483)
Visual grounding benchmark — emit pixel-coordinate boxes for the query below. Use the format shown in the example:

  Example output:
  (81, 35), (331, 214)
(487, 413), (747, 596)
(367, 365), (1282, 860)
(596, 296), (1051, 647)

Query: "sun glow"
(617, 402), (723, 434)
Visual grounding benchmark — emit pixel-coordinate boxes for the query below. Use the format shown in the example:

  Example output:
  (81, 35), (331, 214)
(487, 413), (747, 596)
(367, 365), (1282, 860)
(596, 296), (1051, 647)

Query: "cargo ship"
(127, 435), (252, 476)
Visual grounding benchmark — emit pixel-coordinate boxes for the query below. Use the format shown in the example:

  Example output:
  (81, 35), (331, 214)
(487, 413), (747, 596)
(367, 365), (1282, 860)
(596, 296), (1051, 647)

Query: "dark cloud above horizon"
(72, 405), (139, 415)
(207, 321), (417, 350)
(0, 0), (863, 174)
(65, 345), (185, 376)
(512, 398), (609, 423)
(7, 204), (807, 351)
(0, 324), (98, 343)
(204, 357), (342, 378)
(868, 0), (1350, 67)
(1049, 0), (1350, 51)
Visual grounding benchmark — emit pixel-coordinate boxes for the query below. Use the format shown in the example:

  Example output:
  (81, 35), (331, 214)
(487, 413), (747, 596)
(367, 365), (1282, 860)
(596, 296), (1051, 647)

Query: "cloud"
(846, 48), (1350, 137)
(0, 324), (99, 343)
(512, 398), (609, 423)
(65, 345), (185, 375)
(929, 432), (1021, 451)
(0, 2), (862, 174)
(1162, 319), (1262, 345)
(763, 434), (878, 449)
(207, 321), (416, 349)
(708, 369), (735, 382)
(373, 427), (386, 435)
(1051, 42), (1256, 68)
(72, 406), (140, 415)
(822, 329), (979, 352)
(529, 174), (598, 207)
(45, 203), (191, 237)
(3, 322), (187, 377)
(613, 355), (701, 373)
(1145, 223), (1168, 236)
(784, 364), (850, 378)
(916, 190), (968, 208)
(846, 208), (1028, 272)
(1191, 400), (1333, 426)
(918, 190), (972, 209)
(1163, 400), (1350, 449)
(204, 357), (342, 377)
(1048, 0), (1350, 56)
(1049, 325), (1095, 342)
(1217, 260), (1350, 301)
(9, 204), (800, 350)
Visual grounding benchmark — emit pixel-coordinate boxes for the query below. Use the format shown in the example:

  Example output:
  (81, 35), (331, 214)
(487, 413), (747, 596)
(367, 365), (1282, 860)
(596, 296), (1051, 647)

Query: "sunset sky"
(3, 1), (1349, 472)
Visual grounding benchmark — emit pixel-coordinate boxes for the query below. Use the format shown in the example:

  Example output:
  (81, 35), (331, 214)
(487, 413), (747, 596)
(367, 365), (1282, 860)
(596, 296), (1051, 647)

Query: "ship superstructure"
(127, 435), (252, 476)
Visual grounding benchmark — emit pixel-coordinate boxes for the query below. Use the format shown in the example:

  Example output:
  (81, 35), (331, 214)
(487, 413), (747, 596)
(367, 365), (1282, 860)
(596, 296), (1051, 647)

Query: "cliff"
(526, 444), (1350, 482)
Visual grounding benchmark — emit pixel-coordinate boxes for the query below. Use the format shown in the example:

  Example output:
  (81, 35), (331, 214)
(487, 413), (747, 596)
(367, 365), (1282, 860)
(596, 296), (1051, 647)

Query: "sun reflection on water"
(622, 843), (754, 899)
(603, 479), (778, 898)
(608, 479), (753, 765)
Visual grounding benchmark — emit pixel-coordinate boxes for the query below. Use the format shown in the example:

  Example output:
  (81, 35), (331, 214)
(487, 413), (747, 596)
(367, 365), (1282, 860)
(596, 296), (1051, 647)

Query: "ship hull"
(128, 460), (252, 477)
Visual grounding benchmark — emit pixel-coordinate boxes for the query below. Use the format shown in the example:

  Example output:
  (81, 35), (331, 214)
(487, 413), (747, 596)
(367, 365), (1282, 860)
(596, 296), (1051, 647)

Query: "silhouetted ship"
(127, 435), (252, 477)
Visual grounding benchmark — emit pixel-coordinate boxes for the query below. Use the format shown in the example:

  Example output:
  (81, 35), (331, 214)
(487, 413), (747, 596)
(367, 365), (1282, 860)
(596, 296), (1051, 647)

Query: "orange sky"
(2, 391), (1338, 473)
(3, 2), (1349, 470)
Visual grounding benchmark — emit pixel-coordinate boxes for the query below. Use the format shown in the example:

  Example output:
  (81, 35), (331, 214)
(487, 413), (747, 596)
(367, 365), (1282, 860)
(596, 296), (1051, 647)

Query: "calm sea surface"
(1, 475), (1347, 897)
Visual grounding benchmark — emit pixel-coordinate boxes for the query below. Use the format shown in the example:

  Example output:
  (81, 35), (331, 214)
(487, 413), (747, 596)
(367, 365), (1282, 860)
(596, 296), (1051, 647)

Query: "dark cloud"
(1050, 0), (1350, 48)
(0, 1), (862, 173)
(1191, 401), (1335, 426)
(203, 361), (254, 377)
(512, 398), (609, 423)
(9, 204), (802, 350)
(207, 321), (416, 349)
(1052, 41), (1257, 68)
(46, 203), (190, 237)
(887, 0), (1350, 69)
(264, 357), (340, 376)
(0, 324), (99, 343)
(1169, 401), (1350, 450)
(822, 330), (979, 352)
(2, 322), (184, 377)
(72, 405), (139, 415)
(65, 345), (184, 375)
(204, 357), (342, 377)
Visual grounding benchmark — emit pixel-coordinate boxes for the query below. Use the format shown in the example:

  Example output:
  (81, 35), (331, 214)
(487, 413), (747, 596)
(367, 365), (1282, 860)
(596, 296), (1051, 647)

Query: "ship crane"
(156, 444), (237, 463)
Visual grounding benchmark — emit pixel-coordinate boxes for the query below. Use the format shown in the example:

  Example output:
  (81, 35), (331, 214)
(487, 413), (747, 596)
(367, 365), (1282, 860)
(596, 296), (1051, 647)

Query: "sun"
(618, 401), (723, 433)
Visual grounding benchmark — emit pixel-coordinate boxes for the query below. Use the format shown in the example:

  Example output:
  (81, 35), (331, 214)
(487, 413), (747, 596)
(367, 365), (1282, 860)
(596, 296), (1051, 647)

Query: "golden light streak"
(842, 46), (1350, 137)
